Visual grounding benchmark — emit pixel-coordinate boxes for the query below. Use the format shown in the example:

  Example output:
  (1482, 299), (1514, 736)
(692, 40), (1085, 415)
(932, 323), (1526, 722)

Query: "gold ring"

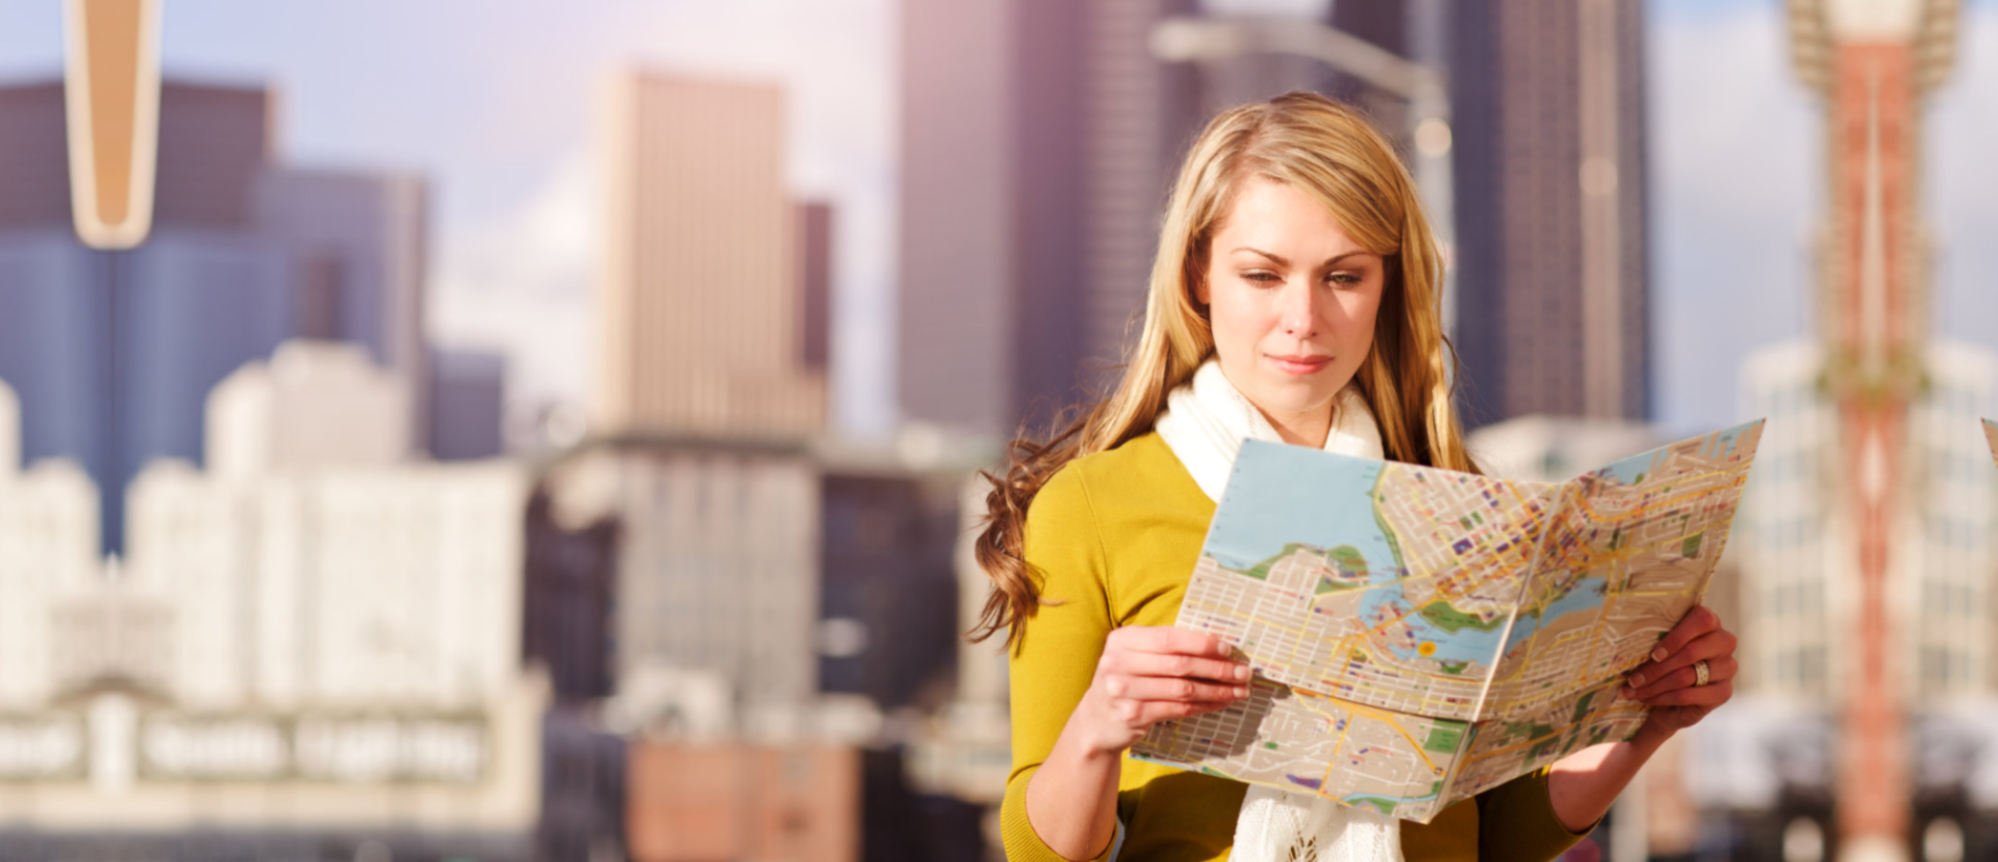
(1693, 659), (1710, 687)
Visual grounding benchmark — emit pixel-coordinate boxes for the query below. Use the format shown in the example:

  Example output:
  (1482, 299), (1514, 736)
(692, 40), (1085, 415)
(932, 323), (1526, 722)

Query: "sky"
(0, 0), (1991, 441)
(1651, 0), (1998, 434)
(0, 0), (899, 436)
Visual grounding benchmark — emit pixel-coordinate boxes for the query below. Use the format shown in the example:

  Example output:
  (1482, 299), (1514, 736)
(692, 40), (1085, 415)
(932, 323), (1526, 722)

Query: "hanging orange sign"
(63, 0), (161, 249)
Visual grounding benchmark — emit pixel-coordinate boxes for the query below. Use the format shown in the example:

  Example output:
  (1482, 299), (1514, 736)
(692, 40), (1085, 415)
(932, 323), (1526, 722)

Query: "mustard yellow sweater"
(1002, 432), (1592, 862)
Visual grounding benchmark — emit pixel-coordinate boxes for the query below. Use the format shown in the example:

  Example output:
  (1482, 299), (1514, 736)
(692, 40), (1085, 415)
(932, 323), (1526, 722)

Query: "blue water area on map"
(1211, 442), (1519, 667)
(1207, 441), (1397, 583)
(1501, 576), (1608, 653)
(1597, 448), (1660, 486)
(1699, 419), (1761, 460)
(1374, 585), (1511, 665)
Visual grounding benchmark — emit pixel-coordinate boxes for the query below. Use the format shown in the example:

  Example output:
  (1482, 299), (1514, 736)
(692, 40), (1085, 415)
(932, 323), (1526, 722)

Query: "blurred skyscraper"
(1734, 339), (1998, 702)
(816, 462), (962, 710)
(252, 167), (429, 421)
(1188, 2), (1414, 139)
(521, 67), (858, 862)
(0, 380), (100, 712)
(1724, 3), (1973, 854)
(898, 0), (1201, 439)
(431, 346), (509, 461)
(799, 201), (835, 377)
(595, 72), (828, 440)
(1449, 0), (1650, 426)
(0, 341), (544, 860)
(551, 438), (821, 724)
(0, 77), (431, 552)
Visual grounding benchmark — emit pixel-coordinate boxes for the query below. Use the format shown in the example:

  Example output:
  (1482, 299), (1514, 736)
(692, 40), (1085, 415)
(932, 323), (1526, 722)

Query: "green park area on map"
(1129, 421), (1764, 823)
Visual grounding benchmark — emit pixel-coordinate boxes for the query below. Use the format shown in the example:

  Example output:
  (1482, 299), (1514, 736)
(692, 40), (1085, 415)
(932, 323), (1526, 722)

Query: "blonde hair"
(971, 92), (1476, 647)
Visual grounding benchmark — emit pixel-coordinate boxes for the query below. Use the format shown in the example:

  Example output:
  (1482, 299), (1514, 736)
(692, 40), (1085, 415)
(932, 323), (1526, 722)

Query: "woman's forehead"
(1213, 178), (1380, 260)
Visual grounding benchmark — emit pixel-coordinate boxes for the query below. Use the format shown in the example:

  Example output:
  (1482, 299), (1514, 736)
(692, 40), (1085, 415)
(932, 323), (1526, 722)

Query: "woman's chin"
(1246, 385), (1340, 419)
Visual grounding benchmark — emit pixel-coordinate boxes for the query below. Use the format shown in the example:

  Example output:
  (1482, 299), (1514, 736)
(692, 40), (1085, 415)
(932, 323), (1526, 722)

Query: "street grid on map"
(1132, 422), (1763, 822)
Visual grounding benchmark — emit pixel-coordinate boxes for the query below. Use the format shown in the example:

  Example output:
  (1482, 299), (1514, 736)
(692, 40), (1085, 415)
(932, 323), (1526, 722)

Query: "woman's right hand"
(1025, 627), (1253, 859)
(1070, 626), (1253, 754)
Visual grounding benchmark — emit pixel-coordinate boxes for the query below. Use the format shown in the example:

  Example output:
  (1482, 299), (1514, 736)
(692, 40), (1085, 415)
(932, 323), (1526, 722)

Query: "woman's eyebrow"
(1229, 247), (1373, 268)
(1231, 246), (1290, 267)
(1318, 250), (1374, 268)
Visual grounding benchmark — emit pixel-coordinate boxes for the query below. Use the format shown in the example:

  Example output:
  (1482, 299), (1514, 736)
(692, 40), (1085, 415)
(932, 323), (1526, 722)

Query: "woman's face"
(1196, 176), (1385, 446)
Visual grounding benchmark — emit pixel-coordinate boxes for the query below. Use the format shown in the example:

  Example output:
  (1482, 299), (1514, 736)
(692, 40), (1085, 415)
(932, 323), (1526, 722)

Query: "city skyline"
(0, 3), (1996, 859)
(1, 1), (1988, 440)
(0, 75), (434, 552)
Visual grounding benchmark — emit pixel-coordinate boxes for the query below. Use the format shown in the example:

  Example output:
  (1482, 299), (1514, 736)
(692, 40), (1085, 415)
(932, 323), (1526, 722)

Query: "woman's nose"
(1279, 279), (1319, 336)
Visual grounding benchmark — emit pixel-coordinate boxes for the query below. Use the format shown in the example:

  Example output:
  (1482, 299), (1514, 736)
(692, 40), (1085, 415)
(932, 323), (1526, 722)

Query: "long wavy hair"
(970, 92), (1476, 647)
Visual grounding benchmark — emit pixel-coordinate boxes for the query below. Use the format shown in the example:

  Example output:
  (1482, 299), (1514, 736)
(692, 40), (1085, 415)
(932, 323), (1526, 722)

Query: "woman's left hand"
(1620, 605), (1737, 739)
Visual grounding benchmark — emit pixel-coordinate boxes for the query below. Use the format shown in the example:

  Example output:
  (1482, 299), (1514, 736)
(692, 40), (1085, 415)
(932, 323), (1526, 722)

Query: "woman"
(971, 93), (1740, 862)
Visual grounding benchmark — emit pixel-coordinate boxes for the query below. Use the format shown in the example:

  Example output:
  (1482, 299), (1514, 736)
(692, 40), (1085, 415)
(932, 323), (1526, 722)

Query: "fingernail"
(1234, 687), (1250, 698)
(1628, 672), (1646, 687)
(1234, 665), (1252, 681)
(1651, 647), (1669, 661)
(1619, 686), (1634, 699)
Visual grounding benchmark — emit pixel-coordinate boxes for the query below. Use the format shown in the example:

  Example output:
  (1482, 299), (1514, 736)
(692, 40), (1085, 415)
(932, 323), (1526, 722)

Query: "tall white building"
(0, 380), (100, 713)
(0, 342), (543, 854)
(1904, 341), (1998, 697)
(1733, 342), (1839, 698)
(1734, 339), (1998, 700)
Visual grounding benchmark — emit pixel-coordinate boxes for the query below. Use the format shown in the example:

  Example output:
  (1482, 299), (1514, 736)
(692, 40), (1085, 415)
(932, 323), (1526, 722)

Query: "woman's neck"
(1258, 404), (1333, 448)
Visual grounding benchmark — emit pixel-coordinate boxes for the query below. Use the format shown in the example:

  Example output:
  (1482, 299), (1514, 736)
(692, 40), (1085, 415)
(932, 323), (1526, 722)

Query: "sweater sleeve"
(1475, 766), (1596, 862)
(1000, 465), (1121, 862)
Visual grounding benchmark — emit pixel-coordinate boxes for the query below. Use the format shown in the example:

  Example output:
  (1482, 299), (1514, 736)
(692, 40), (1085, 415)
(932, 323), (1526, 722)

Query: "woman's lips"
(1268, 354), (1332, 375)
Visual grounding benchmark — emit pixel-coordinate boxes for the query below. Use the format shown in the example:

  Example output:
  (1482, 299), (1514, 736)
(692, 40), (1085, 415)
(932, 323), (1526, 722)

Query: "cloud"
(429, 149), (598, 418)
(418, 0), (901, 438)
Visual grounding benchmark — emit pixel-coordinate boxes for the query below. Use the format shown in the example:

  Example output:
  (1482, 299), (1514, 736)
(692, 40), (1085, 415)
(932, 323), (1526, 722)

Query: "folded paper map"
(1985, 418), (1997, 464)
(1130, 421), (1765, 822)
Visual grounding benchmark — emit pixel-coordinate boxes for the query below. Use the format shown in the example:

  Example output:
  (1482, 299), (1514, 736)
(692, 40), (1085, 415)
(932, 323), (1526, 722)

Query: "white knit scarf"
(1153, 359), (1405, 862)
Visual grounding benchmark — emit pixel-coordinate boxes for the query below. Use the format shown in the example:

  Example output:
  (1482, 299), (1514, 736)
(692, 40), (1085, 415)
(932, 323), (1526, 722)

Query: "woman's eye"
(1327, 272), (1362, 287)
(1243, 271), (1281, 284)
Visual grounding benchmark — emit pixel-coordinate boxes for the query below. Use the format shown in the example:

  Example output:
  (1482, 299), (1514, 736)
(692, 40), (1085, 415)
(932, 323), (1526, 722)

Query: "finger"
(1105, 650), (1253, 684)
(1116, 626), (1233, 659)
(1630, 628), (1736, 685)
(1641, 680), (1732, 709)
(1627, 628), (1737, 687)
(1627, 655), (1737, 700)
(1643, 605), (1720, 664)
(1104, 675), (1249, 703)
